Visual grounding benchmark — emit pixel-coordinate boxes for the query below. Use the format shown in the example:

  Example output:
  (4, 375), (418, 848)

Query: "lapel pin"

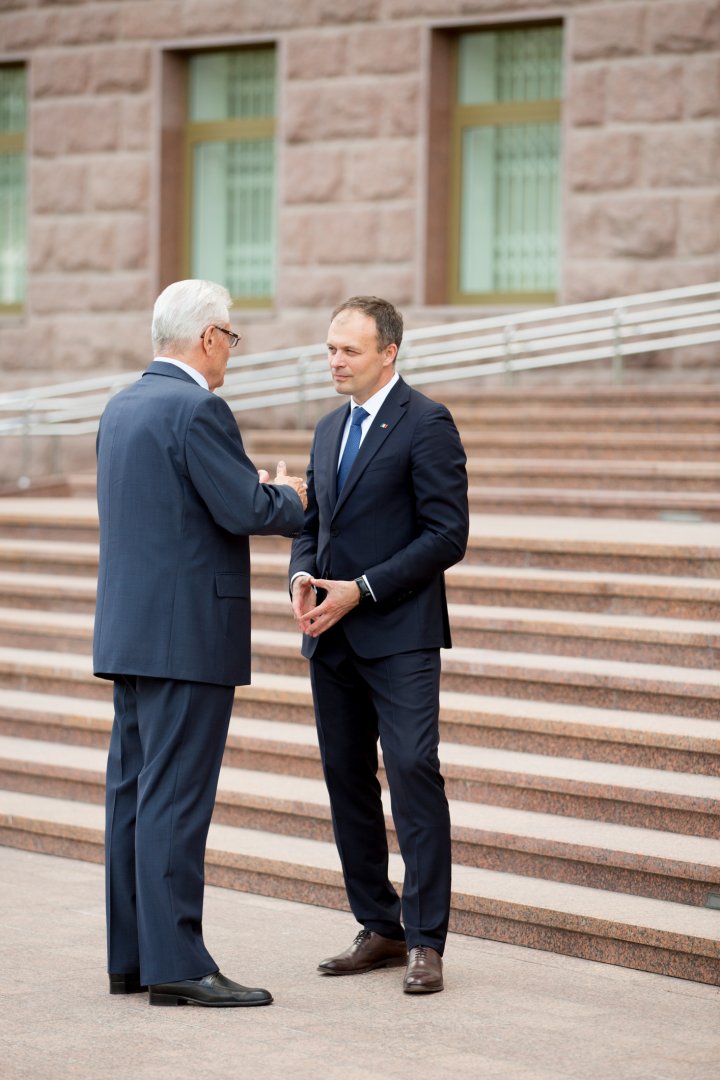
(380, 423), (388, 429)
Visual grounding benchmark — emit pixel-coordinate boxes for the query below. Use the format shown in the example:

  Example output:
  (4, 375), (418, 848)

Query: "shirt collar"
(351, 371), (399, 420)
(154, 357), (209, 391)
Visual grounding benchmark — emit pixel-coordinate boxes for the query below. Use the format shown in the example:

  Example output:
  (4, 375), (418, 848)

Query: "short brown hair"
(331, 295), (404, 352)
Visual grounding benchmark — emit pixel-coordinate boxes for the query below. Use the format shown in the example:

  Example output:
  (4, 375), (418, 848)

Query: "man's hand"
(298, 577), (361, 637)
(271, 460), (308, 510)
(291, 575), (318, 625)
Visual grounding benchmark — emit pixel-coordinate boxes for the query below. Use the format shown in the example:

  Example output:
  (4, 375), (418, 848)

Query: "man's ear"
(384, 343), (398, 366)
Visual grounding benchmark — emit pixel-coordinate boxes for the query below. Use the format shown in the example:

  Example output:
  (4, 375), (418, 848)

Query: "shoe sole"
(149, 992), (273, 1007)
(403, 983), (444, 994)
(317, 957), (407, 976)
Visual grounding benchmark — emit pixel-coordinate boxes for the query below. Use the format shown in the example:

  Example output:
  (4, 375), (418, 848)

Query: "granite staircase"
(0, 383), (719, 985)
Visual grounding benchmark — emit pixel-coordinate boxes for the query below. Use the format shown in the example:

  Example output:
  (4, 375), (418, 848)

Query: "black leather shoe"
(148, 971), (273, 1007)
(109, 973), (147, 995)
(318, 929), (407, 976)
(403, 945), (444, 993)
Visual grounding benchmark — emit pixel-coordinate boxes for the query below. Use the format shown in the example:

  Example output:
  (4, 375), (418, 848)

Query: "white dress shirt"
(337, 372), (400, 465)
(153, 357), (209, 391)
(292, 372), (400, 602)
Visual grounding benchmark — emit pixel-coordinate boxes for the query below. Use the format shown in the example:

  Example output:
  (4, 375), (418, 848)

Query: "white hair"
(151, 279), (232, 353)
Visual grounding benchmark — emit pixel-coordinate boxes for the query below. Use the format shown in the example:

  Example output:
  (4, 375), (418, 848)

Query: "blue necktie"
(337, 406), (369, 493)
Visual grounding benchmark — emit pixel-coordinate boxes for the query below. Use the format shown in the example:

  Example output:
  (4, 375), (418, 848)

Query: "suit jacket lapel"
(332, 378), (409, 517)
(315, 403), (350, 514)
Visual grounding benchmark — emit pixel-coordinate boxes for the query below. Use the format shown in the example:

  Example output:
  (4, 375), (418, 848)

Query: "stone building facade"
(0, 0), (718, 389)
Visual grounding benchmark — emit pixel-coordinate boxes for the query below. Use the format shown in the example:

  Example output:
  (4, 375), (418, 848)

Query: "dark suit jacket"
(93, 361), (304, 686)
(289, 377), (469, 660)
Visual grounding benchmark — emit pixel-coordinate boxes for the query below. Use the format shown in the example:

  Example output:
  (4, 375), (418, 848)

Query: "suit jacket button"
(331, 528), (339, 537)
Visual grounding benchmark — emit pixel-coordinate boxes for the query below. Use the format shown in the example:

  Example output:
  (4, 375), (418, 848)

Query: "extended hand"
(291, 575), (318, 625)
(298, 577), (361, 637)
(271, 460), (308, 511)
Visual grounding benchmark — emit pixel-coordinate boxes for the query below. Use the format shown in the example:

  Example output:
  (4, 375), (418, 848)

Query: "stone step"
(0, 571), (98, 612)
(0, 538), (99, 577)
(0, 498), (99, 542)
(465, 487), (720, 521)
(1, 790), (718, 984)
(1, 506), (717, 579)
(233, 676), (720, 773)
(67, 458), (720, 495)
(446, 564), (720, 620)
(249, 589), (720, 666)
(243, 429), (720, 462)
(446, 605), (720, 669)
(462, 516), (720, 577)
(219, 631), (720, 719)
(448, 405), (720, 432)
(2, 699), (716, 842)
(4, 546), (720, 625)
(3, 600), (720, 671)
(466, 460), (720, 493)
(2, 684), (717, 778)
(436, 386), (720, 407)
(0, 736), (718, 904)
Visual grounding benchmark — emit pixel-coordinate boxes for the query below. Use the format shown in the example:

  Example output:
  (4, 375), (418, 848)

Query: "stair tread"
(1, 704), (720, 799)
(441, 605), (720, 638)
(3, 602), (720, 644)
(447, 565), (720, 593)
(2, 737), (720, 866)
(7, 639), (720, 688)
(468, 486), (720, 506)
(0, 570), (96, 592)
(233, 718), (720, 798)
(245, 631), (720, 688)
(2, 790), (718, 942)
(0, 500), (717, 550)
(0, 538), (98, 557)
(3, 683), (716, 743)
(467, 514), (720, 549)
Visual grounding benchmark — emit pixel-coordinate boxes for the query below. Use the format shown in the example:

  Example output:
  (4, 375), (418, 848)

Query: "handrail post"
(296, 353), (310, 430)
(502, 324), (516, 385)
(612, 307), (625, 384)
(18, 403), (33, 490)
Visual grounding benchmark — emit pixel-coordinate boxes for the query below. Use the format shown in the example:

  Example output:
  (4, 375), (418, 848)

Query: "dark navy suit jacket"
(289, 377), (469, 660)
(93, 361), (304, 687)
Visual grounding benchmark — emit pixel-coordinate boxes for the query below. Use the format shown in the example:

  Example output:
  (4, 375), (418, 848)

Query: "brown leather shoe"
(318, 929), (407, 975)
(403, 945), (444, 993)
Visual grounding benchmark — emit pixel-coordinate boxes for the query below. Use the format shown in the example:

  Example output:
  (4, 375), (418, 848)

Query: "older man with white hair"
(94, 279), (307, 1007)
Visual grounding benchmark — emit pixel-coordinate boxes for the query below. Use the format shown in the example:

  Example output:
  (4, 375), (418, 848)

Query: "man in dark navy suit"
(289, 296), (469, 994)
(94, 279), (307, 1007)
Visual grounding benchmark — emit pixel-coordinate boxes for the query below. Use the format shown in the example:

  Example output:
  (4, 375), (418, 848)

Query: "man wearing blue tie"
(289, 296), (469, 993)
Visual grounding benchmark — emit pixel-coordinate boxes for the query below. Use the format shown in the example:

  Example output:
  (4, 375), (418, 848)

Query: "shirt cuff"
(361, 573), (377, 602)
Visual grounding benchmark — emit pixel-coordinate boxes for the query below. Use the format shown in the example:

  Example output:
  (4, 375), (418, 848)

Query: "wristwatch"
(354, 576), (373, 603)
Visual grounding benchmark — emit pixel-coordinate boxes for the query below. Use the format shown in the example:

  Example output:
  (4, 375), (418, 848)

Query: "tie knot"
(351, 406), (369, 428)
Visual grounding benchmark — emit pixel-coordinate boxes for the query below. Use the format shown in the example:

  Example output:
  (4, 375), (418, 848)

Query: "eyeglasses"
(202, 325), (241, 348)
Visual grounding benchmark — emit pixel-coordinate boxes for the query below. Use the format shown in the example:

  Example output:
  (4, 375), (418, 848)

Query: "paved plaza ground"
(1, 847), (718, 1080)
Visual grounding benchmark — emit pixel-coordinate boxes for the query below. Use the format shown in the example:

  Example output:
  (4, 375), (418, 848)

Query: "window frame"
(448, 26), (563, 307)
(0, 62), (27, 316)
(182, 45), (277, 309)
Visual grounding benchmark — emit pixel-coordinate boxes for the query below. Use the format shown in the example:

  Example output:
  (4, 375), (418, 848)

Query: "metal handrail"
(1, 282), (718, 445)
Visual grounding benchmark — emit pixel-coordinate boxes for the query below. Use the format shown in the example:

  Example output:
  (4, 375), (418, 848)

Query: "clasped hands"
(292, 575), (361, 638)
(258, 460), (307, 511)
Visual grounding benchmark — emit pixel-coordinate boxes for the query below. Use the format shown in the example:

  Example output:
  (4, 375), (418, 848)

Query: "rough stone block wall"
(0, 0), (717, 389)
(564, 0), (720, 301)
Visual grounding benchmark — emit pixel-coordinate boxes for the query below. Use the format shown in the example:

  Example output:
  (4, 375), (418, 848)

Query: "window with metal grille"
(451, 25), (563, 304)
(0, 64), (26, 312)
(185, 48), (276, 306)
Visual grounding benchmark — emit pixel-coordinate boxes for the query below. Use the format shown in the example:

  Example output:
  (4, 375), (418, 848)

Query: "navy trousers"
(309, 625), (451, 954)
(105, 675), (234, 986)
